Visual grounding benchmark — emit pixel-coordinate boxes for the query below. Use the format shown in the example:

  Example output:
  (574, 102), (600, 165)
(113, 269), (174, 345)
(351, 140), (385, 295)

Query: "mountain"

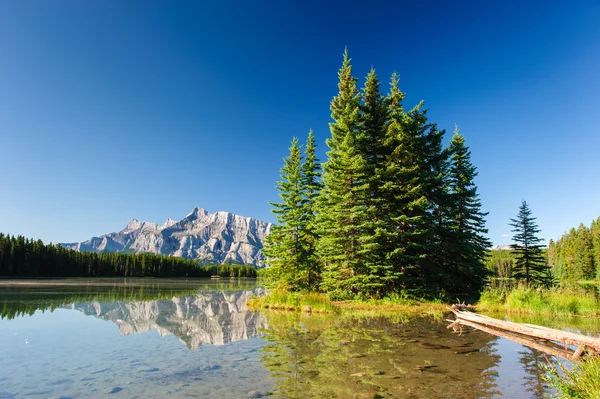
(62, 207), (272, 267)
(64, 288), (268, 350)
(491, 245), (512, 251)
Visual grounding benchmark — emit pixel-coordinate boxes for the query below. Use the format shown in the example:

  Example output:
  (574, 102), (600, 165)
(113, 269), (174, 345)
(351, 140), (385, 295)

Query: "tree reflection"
(261, 312), (502, 398)
(518, 347), (551, 398)
(0, 278), (257, 320)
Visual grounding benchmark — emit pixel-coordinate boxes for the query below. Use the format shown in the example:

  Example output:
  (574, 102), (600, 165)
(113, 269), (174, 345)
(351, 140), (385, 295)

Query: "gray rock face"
(64, 288), (267, 350)
(491, 245), (512, 251)
(62, 207), (272, 267)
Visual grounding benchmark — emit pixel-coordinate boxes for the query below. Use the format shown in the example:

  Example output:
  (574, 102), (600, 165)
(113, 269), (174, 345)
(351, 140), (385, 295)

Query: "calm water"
(0, 279), (596, 398)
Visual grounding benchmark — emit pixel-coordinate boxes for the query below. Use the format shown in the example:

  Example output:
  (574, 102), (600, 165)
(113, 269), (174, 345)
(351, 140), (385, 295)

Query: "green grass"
(544, 356), (600, 399)
(247, 289), (340, 313)
(247, 289), (450, 315)
(477, 285), (600, 317)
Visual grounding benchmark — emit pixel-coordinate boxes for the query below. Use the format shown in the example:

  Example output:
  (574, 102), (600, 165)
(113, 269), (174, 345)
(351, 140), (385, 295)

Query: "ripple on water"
(138, 367), (160, 373)
(90, 368), (111, 375)
(49, 379), (73, 386)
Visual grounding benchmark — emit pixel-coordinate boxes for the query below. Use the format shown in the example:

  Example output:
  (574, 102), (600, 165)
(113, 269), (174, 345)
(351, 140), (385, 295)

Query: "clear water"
(0, 279), (593, 398)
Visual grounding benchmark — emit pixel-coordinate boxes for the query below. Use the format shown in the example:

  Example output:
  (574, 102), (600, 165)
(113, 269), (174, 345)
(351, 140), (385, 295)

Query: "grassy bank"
(247, 289), (448, 314)
(545, 356), (600, 399)
(247, 289), (340, 313)
(477, 286), (600, 317)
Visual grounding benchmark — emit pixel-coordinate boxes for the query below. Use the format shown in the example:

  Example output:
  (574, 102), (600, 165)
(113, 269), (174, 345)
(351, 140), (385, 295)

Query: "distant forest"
(486, 217), (600, 285)
(0, 233), (257, 278)
(548, 217), (600, 283)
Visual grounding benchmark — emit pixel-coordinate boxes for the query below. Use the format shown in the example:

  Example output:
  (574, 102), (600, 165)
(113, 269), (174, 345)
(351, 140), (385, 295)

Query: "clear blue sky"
(1, 1), (599, 245)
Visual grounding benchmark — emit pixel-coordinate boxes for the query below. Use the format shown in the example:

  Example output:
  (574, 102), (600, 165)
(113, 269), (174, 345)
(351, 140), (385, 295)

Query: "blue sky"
(1, 1), (599, 245)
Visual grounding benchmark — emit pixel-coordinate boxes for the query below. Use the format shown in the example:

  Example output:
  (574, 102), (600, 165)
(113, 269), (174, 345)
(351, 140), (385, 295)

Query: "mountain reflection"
(0, 279), (267, 350)
(66, 288), (268, 350)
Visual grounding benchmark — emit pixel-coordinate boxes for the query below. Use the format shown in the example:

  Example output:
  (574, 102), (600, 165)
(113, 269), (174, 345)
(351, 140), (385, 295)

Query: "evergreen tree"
(420, 120), (452, 294)
(591, 218), (600, 278)
(548, 218), (600, 283)
(300, 129), (322, 289)
(263, 137), (306, 290)
(509, 200), (548, 285)
(356, 68), (394, 296)
(445, 129), (491, 294)
(316, 50), (369, 298)
(381, 75), (431, 293)
(265, 52), (494, 298)
(574, 223), (595, 280)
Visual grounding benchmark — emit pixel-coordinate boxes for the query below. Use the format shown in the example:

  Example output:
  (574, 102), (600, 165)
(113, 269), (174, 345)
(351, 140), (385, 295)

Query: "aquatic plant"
(544, 355), (600, 399)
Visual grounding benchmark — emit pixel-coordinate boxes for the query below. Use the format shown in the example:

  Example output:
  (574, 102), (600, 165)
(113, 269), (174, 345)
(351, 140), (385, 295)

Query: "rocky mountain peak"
(187, 207), (209, 219)
(163, 218), (177, 228)
(124, 219), (142, 232)
(61, 207), (272, 267)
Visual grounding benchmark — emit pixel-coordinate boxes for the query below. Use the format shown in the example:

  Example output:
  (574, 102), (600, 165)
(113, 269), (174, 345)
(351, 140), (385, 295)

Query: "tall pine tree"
(356, 68), (394, 297)
(419, 119), (452, 294)
(510, 200), (548, 285)
(263, 137), (306, 290)
(382, 74), (431, 294)
(445, 129), (491, 294)
(299, 129), (322, 290)
(316, 50), (369, 298)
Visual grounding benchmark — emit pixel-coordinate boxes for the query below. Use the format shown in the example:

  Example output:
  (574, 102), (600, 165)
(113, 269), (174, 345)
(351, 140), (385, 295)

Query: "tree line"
(264, 51), (490, 299)
(0, 233), (257, 278)
(549, 217), (600, 284)
(0, 285), (199, 320)
(1, 279), (258, 320)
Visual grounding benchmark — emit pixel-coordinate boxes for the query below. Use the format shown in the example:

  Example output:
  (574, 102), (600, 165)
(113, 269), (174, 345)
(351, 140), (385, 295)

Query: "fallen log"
(448, 308), (600, 355)
(448, 317), (579, 360)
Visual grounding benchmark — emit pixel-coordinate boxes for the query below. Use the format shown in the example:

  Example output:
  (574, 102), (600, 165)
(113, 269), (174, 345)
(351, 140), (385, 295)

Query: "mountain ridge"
(61, 207), (272, 267)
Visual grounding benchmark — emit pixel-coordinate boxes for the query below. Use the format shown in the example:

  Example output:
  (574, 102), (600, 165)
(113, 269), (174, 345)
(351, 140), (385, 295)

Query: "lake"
(0, 279), (594, 398)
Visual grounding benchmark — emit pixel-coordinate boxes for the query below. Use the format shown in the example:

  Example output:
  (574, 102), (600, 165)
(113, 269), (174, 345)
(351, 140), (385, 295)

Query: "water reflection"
(518, 347), (550, 398)
(0, 278), (259, 319)
(0, 279), (274, 398)
(66, 289), (268, 349)
(0, 279), (267, 350)
(260, 312), (502, 399)
(1, 280), (595, 398)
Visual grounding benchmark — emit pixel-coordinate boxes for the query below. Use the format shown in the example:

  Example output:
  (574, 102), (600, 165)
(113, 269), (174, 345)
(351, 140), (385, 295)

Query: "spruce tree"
(510, 200), (548, 285)
(445, 129), (491, 294)
(548, 218), (600, 283)
(591, 217), (600, 278)
(381, 74), (431, 293)
(263, 137), (306, 290)
(356, 68), (393, 296)
(300, 129), (322, 290)
(316, 50), (368, 298)
(419, 120), (452, 294)
(574, 223), (595, 280)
